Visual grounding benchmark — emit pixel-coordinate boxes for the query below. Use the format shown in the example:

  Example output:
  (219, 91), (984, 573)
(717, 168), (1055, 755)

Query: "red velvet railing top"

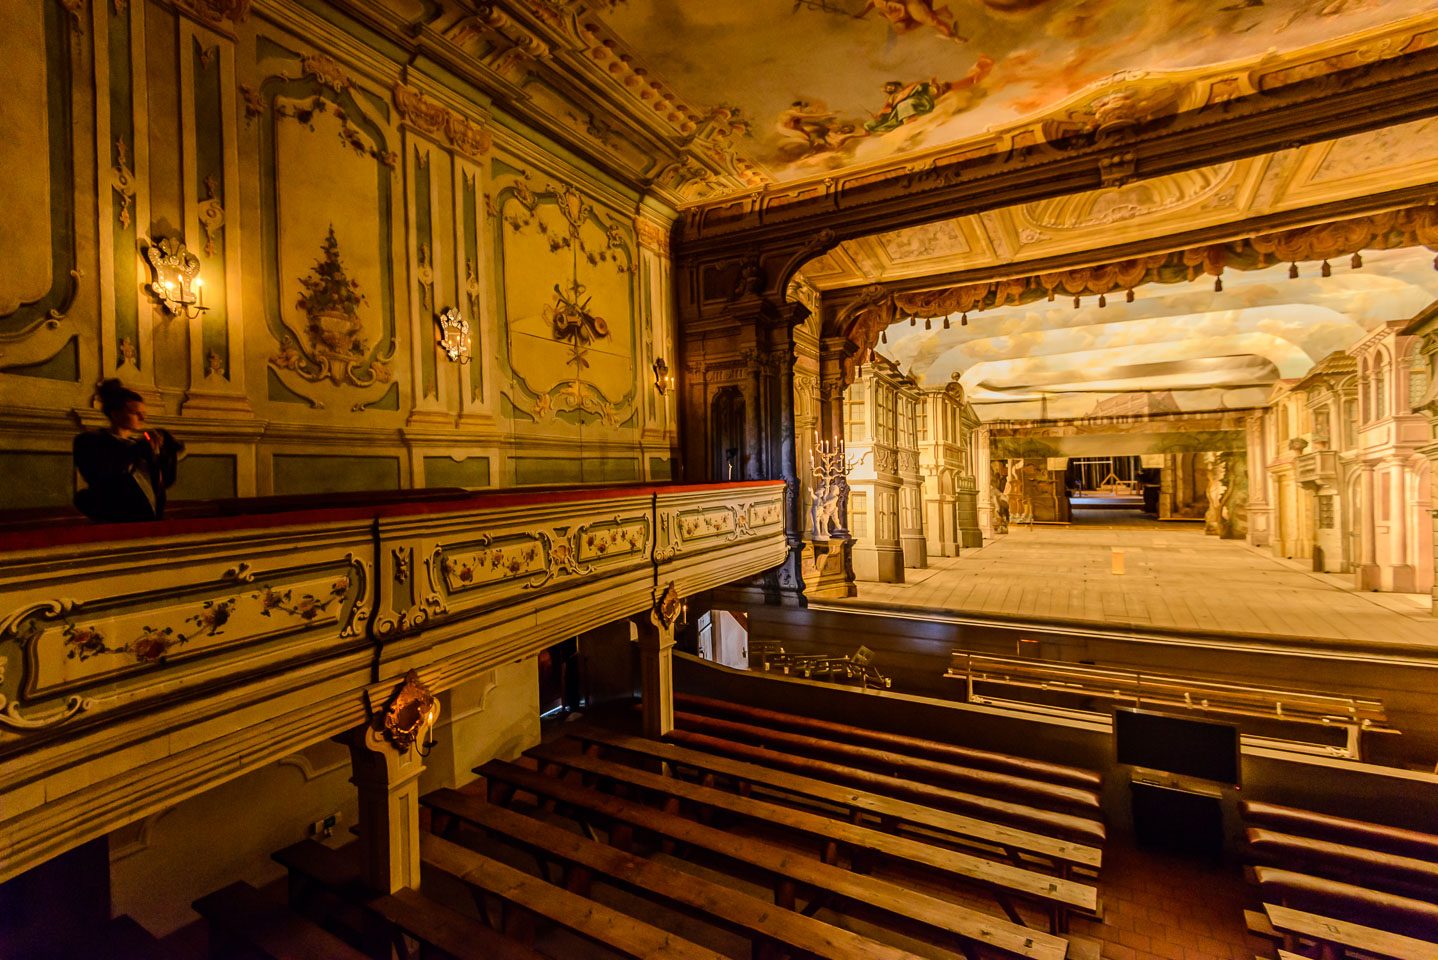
(0, 480), (785, 553)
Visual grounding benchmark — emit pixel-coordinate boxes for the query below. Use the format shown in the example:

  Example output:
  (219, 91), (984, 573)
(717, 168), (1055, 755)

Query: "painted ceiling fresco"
(799, 116), (1438, 289)
(879, 246), (1438, 422)
(594, 1), (1435, 186)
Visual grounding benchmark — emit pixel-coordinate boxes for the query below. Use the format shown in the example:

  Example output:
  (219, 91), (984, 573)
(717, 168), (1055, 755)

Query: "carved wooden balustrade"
(0, 480), (786, 882)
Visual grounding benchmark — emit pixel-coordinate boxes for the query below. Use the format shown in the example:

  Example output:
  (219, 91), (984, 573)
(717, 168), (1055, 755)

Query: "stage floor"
(845, 524), (1438, 646)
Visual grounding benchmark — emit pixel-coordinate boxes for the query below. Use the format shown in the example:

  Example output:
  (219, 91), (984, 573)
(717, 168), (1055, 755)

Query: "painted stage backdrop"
(883, 246), (1438, 422)
(595, 0), (1436, 184)
(0, 0), (678, 511)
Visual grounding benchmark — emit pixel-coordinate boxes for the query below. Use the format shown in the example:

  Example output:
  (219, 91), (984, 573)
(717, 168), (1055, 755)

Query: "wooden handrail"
(949, 652), (1388, 725)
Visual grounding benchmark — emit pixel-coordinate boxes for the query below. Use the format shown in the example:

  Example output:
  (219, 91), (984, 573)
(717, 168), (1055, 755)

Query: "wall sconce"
(436, 306), (471, 364)
(653, 357), (675, 394)
(145, 237), (208, 320)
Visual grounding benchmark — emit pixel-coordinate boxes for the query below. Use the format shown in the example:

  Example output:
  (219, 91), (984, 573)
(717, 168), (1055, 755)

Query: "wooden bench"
(429, 793), (925, 960)
(1246, 828), (1438, 903)
(1265, 902), (1438, 960)
(1254, 867), (1438, 942)
(370, 887), (551, 960)
(667, 726), (1106, 845)
(272, 838), (546, 960)
(674, 693), (1102, 790)
(431, 770), (1069, 960)
(192, 880), (371, 960)
(1243, 801), (1438, 863)
(272, 839), (371, 913)
(421, 830), (733, 960)
(521, 740), (1098, 932)
(571, 726), (1101, 874)
(673, 710), (1102, 817)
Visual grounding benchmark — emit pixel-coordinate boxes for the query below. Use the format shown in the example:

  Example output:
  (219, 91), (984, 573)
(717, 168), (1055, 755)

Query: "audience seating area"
(194, 696), (1107, 959)
(1242, 800), (1438, 960)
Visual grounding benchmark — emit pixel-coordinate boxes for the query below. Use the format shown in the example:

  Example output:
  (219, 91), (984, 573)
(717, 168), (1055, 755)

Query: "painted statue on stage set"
(1206, 450), (1248, 540)
(1203, 451), (1227, 537)
(810, 479), (842, 541)
(1007, 458), (1032, 525)
(991, 458), (1010, 534)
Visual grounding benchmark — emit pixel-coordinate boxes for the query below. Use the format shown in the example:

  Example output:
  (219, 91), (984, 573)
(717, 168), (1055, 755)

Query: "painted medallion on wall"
(491, 163), (638, 429)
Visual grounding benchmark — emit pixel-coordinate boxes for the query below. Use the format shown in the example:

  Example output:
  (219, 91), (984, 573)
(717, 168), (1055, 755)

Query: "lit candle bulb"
(194, 277), (203, 308)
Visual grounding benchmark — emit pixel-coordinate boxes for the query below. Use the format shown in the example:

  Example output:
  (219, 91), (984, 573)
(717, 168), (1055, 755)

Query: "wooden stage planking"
(833, 524), (1438, 647)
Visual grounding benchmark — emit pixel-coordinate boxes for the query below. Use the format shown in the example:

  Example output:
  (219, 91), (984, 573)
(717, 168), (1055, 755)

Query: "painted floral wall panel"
(259, 63), (398, 403)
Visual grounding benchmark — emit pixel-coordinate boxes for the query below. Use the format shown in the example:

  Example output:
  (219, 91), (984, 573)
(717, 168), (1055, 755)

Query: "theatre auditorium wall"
(0, 0), (679, 512)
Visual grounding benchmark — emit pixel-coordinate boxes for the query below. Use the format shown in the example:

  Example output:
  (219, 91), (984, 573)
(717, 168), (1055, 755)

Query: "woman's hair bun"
(97, 378), (142, 416)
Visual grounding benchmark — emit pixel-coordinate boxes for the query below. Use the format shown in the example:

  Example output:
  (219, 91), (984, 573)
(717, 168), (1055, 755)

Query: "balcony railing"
(0, 480), (787, 881)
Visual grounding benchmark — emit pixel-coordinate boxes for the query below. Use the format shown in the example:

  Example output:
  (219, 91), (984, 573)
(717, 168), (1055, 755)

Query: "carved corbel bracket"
(376, 668), (438, 753)
(651, 581), (684, 631)
(1098, 151), (1138, 187)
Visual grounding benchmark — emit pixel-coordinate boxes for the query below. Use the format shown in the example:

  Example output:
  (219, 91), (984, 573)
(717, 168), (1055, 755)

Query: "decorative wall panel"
(0, 0), (80, 380)
(0, 0), (678, 509)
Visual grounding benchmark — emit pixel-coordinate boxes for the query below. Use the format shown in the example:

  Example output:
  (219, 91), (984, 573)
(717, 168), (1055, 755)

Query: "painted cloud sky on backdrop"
(880, 245), (1438, 421)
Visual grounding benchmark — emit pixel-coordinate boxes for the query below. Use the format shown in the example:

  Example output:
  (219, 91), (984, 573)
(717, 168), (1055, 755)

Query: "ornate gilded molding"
(837, 204), (1438, 387)
(393, 83), (492, 159)
(634, 216), (671, 255)
(198, 174), (225, 257)
(112, 137), (136, 230)
(299, 54), (354, 94)
(173, 0), (249, 25)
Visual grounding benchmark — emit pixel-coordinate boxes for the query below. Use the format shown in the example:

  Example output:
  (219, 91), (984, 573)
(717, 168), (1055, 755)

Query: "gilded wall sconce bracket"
(144, 237), (208, 320)
(437, 307), (472, 364)
(653, 357), (674, 394)
(381, 668), (439, 752)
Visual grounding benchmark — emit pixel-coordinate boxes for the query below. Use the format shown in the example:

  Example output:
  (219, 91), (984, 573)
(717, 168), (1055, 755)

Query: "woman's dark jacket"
(73, 429), (184, 522)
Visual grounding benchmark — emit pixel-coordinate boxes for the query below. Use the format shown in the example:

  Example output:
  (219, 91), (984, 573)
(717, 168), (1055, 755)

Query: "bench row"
(1242, 800), (1438, 960)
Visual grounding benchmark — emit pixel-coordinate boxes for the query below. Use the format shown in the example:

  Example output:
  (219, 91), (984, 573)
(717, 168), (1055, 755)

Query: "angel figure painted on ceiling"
(866, 55), (995, 134)
(856, 0), (966, 42)
(775, 100), (865, 160)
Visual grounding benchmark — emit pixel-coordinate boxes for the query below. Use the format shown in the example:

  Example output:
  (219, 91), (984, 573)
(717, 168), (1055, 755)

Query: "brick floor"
(1070, 840), (1275, 960)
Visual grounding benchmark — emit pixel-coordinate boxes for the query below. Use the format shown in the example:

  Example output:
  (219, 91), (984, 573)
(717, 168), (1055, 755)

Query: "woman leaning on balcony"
(72, 379), (185, 523)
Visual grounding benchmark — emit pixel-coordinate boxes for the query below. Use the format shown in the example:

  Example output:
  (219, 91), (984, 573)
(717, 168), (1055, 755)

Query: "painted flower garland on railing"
(60, 577), (349, 664)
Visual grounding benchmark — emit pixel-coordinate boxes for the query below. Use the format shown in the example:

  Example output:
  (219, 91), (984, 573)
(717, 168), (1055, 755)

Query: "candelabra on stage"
(803, 435), (866, 600)
(808, 434), (868, 542)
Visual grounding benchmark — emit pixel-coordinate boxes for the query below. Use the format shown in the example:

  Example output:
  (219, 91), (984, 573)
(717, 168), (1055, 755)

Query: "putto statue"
(808, 434), (870, 541)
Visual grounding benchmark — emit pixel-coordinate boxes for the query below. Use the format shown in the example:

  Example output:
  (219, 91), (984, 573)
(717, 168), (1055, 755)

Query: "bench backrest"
(674, 693), (1101, 789)
(1254, 867), (1438, 941)
(1243, 801), (1438, 863)
(667, 726), (1106, 844)
(1247, 828), (1438, 904)
(674, 710), (1101, 815)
